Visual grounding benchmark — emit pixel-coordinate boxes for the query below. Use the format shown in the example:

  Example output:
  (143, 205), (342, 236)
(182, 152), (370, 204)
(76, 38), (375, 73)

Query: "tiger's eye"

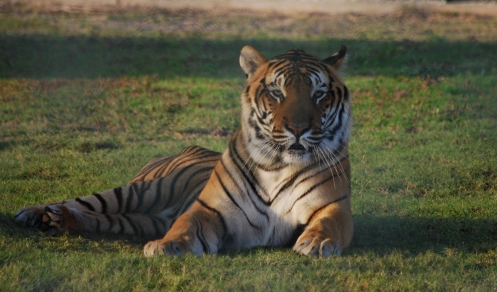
(270, 90), (284, 101)
(313, 90), (326, 101)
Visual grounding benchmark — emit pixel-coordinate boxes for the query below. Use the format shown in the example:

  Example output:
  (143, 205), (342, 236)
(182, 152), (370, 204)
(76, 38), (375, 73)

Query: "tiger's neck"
(225, 128), (350, 205)
(233, 127), (288, 172)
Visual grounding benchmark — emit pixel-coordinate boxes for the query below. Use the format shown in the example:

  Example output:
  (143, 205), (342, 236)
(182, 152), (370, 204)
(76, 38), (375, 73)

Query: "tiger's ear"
(240, 45), (267, 78)
(323, 45), (347, 70)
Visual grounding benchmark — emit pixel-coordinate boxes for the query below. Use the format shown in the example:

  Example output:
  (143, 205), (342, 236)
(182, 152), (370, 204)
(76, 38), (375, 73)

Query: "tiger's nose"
(287, 124), (310, 139)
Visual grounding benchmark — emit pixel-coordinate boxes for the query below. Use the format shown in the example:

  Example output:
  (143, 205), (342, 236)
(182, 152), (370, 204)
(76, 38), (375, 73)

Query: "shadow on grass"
(2, 212), (497, 256)
(1, 34), (496, 79)
(352, 215), (497, 255)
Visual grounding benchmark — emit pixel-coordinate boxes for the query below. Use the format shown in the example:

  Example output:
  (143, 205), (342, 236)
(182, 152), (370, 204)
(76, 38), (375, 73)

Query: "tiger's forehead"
(265, 55), (330, 89)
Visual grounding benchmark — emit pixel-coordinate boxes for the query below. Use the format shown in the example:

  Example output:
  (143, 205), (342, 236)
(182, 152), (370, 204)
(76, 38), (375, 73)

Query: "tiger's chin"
(282, 148), (313, 165)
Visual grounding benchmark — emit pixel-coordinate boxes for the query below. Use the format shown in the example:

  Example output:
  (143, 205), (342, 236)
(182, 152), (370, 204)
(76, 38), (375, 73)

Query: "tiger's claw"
(144, 237), (196, 257)
(293, 234), (341, 257)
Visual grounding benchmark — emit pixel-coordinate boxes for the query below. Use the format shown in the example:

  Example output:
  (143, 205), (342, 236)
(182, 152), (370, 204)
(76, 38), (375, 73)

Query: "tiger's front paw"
(15, 205), (73, 236)
(144, 236), (197, 257)
(293, 233), (341, 257)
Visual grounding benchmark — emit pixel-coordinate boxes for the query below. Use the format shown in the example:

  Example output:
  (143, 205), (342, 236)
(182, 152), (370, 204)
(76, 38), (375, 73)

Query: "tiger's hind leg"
(30, 205), (168, 237)
(15, 147), (219, 237)
(14, 183), (172, 237)
(15, 146), (219, 237)
(15, 176), (208, 236)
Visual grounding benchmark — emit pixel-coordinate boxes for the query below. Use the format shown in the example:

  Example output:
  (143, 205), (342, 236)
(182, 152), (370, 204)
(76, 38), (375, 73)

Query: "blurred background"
(5, 0), (497, 15)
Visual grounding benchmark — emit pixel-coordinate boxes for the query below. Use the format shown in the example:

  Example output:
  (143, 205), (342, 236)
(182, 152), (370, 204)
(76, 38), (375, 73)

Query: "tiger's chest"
(234, 167), (328, 247)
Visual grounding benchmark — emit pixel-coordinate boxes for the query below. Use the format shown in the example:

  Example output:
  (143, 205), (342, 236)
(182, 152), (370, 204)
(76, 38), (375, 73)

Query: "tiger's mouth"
(284, 142), (313, 163)
(288, 143), (306, 151)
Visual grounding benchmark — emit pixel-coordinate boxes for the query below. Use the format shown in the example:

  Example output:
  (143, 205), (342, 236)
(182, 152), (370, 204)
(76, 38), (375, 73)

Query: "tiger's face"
(239, 46), (352, 166)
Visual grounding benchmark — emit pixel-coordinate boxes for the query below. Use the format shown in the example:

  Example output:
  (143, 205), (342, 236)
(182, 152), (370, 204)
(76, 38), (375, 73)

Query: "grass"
(1, 3), (497, 290)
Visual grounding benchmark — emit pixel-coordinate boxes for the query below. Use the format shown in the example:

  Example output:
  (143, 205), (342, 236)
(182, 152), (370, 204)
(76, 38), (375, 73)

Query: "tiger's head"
(239, 45), (352, 166)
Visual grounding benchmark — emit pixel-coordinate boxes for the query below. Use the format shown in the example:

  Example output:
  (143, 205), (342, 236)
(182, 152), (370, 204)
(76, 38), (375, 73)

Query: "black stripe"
(124, 187), (134, 213)
(165, 149), (205, 177)
(95, 216), (101, 232)
(195, 217), (209, 253)
(152, 161), (171, 180)
(231, 149), (269, 205)
(131, 183), (142, 212)
(133, 157), (171, 181)
(336, 87), (343, 99)
(163, 164), (198, 209)
(229, 141), (270, 206)
(133, 180), (154, 212)
(105, 214), (114, 232)
(179, 145), (195, 155)
(286, 170), (346, 214)
(165, 147), (217, 176)
(169, 179), (209, 222)
(214, 170), (261, 230)
(329, 73), (335, 83)
(327, 103), (345, 138)
(122, 214), (140, 235)
(134, 157), (168, 179)
(304, 195), (348, 225)
(293, 156), (349, 190)
(114, 187), (123, 213)
(144, 177), (165, 214)
(255, 109), (269, 127)
(170, 155), (216, 195)
(270, 161), (320, 204)
(270, 59), (288, 70)
(343, 86), (349, 101)
(229, 144), (258, 195)
(329, 88), (336, 102)
(151, 216), (163, 236)
(219, 159), (246, 201)
(92, 193), (107, 213)
(116, 216), (125, 234)
(306, 67), (322, 81)
(197, 198), (228, 242)
(158, 156), (182, 177)
(321, 62), (331, 75)
(75, 198), (95, 211)
(179, 166), (213, 196)
(327, 96), (342, 121)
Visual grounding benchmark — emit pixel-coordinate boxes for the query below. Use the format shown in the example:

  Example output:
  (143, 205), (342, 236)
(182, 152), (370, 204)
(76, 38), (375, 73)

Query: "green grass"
(1, 3), (497, 290)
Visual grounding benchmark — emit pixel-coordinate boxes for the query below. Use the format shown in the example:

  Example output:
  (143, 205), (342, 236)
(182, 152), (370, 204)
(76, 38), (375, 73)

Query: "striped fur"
(15, 45), (353, 257)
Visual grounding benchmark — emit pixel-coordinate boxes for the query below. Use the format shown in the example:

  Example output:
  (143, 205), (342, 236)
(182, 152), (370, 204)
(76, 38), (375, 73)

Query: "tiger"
(15, 45), (353, 257)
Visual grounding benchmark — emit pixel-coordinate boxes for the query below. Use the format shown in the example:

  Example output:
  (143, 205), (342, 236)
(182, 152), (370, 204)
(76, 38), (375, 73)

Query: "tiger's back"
(129, 146), (220, 185)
